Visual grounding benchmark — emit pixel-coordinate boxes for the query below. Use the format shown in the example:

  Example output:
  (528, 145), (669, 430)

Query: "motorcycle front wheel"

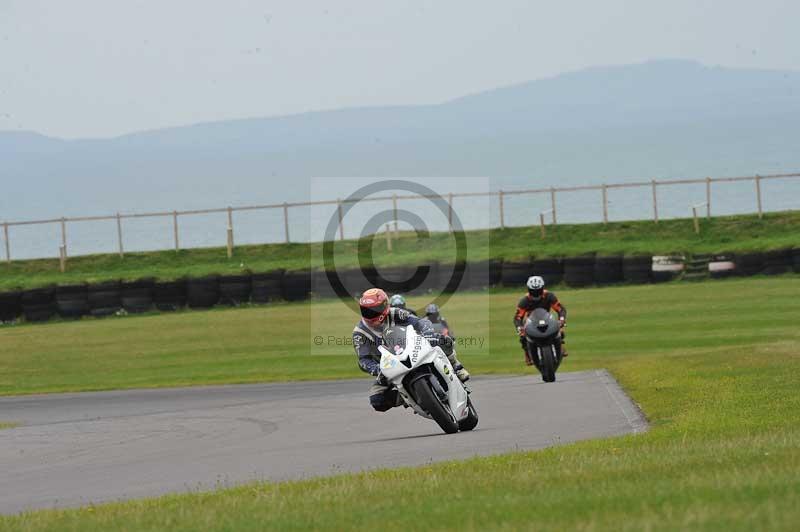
(411, 376), (459, 434)
(539, 344), (557, 383)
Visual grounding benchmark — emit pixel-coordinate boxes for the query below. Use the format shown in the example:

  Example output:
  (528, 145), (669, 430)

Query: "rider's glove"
(517, 326), (525, 336)
(559, 318), (566, 328)
(370, 366), (381, 377)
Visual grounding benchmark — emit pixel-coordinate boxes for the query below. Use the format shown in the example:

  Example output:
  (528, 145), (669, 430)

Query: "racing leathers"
(514, 290), (568, 365)
(353, 307), (467, 412)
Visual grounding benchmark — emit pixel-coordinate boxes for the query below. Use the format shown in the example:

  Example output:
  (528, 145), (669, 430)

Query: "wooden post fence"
(651, 179), (659, 223)
(337, 199), (344, 241)
(59, 245), (66, 272)
(116, 212), (124, 257)
(60, 217), (67, 257)
(755, 174), (763, 218)
(550, 187), (557, 224)
(447, 192), (453, 232)
(3, 222), (9, 263)
(283, 202), (290, 243)
(385, 223), (393, 252)
(226, 206), (234, 258)
(601, 184), (609, 224)
(172, 211), (180, 251)
(705, 177), (712, 218)
(392, 193), (399, 237)
(499, 190), (505, 229)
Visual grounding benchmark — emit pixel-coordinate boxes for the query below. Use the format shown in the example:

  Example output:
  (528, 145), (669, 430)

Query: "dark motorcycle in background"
(523, 308), (564, 383)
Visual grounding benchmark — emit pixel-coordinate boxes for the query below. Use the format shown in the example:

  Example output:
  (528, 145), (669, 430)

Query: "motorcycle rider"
(389, 294), (417, 316)
(424, 303), (453, 337)
(514, 276), (568, 366)
(354, 288), (470, 412)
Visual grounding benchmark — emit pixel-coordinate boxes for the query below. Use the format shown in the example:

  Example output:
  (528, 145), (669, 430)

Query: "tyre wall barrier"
(22, 286), (57, 323)
(218, 274), (252, 306)
(622, 256), (652, 283)
(709, 254), (736, 279)
(56, 284), (90, 319)
(281, 270), (312, 301)
(593, 256), (624, 285)
(409, 262), (443, 295)
(251, 270), (284, 303)
(652, 255), (685, 283)
(121, 279), (155, 313)
(563, 255), (596, 287)
(153, 280), (187, 311)
(792, 248), (800, 274)
(0, 291), (22, 322)
(531, 258), (563, 286)
(187, 276), (220, 309)
(442, 262), (468, 294)
(500, 258), (532, 288)
(88, 281), (122, 318)
(762, 249), (793, 276)
(736, 252), (766, 277)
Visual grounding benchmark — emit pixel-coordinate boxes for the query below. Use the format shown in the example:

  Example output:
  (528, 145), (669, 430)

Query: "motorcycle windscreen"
(383, 325), (408, 356)
(525, 308), (560, 338)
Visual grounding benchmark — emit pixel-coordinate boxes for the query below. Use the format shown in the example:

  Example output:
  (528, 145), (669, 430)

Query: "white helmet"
(526, 276), (545, 296)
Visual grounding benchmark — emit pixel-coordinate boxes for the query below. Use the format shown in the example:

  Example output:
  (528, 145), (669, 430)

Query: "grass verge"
(1, 277), (799, 530)
(1, 210), (798, 291)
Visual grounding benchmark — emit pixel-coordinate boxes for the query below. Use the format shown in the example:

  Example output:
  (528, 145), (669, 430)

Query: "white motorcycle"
(378, 324), (478, 434)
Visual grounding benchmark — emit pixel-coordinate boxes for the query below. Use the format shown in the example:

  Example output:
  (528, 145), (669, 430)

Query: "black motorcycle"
(523, 308), (564, 383)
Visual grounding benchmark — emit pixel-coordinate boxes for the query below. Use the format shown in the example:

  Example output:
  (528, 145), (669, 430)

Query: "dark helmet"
(389, 294), (407, 310)
(425, 303), (440, 321)
(359, 288), (389, 327)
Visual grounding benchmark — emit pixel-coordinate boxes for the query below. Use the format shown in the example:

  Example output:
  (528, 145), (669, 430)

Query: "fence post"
(172, 211), (180, 251)
(447, 192), (453, 233)
(385, 224), (393, 252)
(499, 190), (505, 229)
(226, 206), (234, 258)
(755, 174), (763, 219)
(59, 245), (67, 272)
(602, 184), (608, 224)
(60, 217), (67, 257)
(116, 213), (124, 257)
(392, 193), (399, 237)
(3, 222), (9, 263)
(705, 177), (711, 218)
(550, 187), (557, 224)
(283, 202), (290, 243)
(337, 199), (344, 241)
(539, 213), (546, 239)
(692, 206), (700, 234)
(651, 180), (659, 223)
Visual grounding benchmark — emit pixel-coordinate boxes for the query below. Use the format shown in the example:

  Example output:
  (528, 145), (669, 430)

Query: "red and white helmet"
(359, 288), (389, 327)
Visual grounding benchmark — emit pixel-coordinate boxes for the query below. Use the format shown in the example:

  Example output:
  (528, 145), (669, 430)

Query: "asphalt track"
(0, 370), (647, 515)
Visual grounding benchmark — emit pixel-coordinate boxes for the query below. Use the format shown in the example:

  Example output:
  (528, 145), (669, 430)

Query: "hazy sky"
(1, 0), (798, 139)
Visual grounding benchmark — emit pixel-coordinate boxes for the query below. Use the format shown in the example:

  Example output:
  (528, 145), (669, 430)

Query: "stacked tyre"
(440, 262), (467, 294)
(531, 258), (563, 286)
(121, 279), (154, 313)
(736, 252), (765, 277)
(563, 255), (595, 287)
(251, 270), (284, 303)
(762, 249), (793, 276)
(219, 274), (252, 305)
(0, 291), (22, 323)
(153, 280), (187, 311)
(55, 285), (89, 319)
(792, 248), (800, 274)
(622, 256), (652, 284)
(187, 276), (220, 309)
(652, 256), (685, 283)
(593, 256), (624, 285)
(709, 254), (736, 279)
(88, 281), (122, 317)
(500, 258), (532, 288)
(22, 287), (57, 323)
(281, 270), (312, 301)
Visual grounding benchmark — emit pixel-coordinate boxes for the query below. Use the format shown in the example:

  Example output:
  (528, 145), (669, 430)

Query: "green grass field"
(1, 210), (798, 291)
(1, 276), (799, 530)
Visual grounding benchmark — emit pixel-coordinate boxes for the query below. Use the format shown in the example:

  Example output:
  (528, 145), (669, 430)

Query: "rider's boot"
(447, 352), (470, 382)
(523, 349), (534, 366)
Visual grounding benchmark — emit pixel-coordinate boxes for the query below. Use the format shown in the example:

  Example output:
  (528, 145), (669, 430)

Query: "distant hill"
(2, 59), (799, 219)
